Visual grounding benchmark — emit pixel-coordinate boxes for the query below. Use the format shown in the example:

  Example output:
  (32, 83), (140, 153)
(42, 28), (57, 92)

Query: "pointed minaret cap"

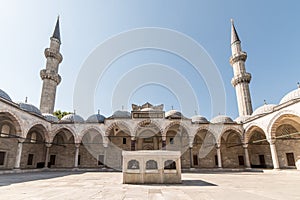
(52, 16), (61, 42)
(231, 19), (240, 45)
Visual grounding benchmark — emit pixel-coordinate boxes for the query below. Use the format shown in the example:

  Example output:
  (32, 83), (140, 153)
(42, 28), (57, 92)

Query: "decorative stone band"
(44, 48), (63, 63)
(231, 72), (251, 87)
(229, 51), (247, 65)
(40, 69), (62, 84)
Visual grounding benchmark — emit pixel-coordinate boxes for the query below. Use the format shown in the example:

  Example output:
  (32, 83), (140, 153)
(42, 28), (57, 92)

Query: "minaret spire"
(229, 19), (253, 116)
(39, 17), (63, 114)
(52, 16), (61, 42)
(231, 19), (240, 45)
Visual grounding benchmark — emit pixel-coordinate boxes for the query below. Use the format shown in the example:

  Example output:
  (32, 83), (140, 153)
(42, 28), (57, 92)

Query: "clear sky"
(0, 0), (299, 119)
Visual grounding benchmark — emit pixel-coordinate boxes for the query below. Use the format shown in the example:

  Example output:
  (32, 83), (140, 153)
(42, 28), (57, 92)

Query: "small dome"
(43, 113), (59, 123)
(86, 114), (106, 123)
(19, 102), (42, 115)
(0, 89), (12, 101)
(61, 113), (85, 123)
(211, 115), (234, 124)
(234, 115), (251, 123)
(252, 104), (276, 116)
(280, 88), (300, 104)
(111, 110), (131, 118)
(165, 110), (183, 119)
(191, 115), (209, 124)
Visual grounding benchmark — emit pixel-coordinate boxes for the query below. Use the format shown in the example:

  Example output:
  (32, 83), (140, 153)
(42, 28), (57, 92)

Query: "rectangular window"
(259, 155), (266, 167)
(238, 155), (245, 166)
(123, 137), (126, 144)
(286, 153), (295, 166)
(50, 155), (56, 165)
(0, 152), (5, 165)
(170, 137), (174, 144)
(193, 155), (198, 166)
(98, 155), (104, 166)
(78, 155), (81, 166)
(27, 154), (34, 165)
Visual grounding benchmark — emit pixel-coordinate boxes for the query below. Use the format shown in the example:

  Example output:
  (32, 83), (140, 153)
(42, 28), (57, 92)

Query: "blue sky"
(0, 0), (299, 119)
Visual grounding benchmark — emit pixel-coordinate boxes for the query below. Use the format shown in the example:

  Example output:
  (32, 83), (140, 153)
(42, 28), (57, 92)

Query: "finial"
(98, 109), (100, 115)
(194, 110), (197, 115)
(297, 82), (300, 88)
(74, 109), (76, 114)
(171, 105), (174, 110)
(230, 18), (234, 24)
(52, 16), (61, 42)
(122, 105), (124, 110)
(264, 100), (267, 105)
(25, 97), (28, 103)
(231, 18), (240, 45)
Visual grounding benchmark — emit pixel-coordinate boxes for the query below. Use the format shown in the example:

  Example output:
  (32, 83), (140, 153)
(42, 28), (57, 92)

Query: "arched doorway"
(136, 122), (162, 151)
(106, 123), (131, 170)
(220, 130), (244, 168)
(49, 128), (75, 168)
(22, 125), (47, 169)
(80, 129), (105, 168)
(271, 114), (300, 168)
(192, 129), (216, 168)
(0, 112), (21, 169)
(165, 124), (189, 168)
(247, 127), (272, 168)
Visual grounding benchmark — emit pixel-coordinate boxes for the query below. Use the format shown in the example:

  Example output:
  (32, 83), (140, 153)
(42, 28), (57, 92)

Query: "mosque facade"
(0, 18), (300, 171)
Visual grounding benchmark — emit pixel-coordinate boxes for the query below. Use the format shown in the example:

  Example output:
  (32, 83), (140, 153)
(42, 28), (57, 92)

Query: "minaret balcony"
(40, 69), (61, 84)
(44, 48), (63, 63)
(231, 72), (251, 86)
(229, 51), (247, 65)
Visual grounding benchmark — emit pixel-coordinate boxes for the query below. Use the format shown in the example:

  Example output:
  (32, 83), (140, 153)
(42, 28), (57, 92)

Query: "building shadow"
(0, 171), (84, 187)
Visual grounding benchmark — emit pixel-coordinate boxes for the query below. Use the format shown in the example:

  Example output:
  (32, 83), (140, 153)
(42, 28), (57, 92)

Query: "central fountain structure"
(122, 150), (182, 184)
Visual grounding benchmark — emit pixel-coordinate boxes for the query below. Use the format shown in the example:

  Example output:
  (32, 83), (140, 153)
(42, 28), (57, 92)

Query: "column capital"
(17, 138), (26, 143)
(45, 143), (52, 148)
(75, 143), (80, 148)
(242, 143), (248, 148)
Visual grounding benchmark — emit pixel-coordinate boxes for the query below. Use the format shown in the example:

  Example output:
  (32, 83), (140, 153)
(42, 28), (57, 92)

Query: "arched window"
(146, 160), (158, 170)
(31, 132), (37, 143)
(1, 124), (10, 137)
(127, 160), (139, 169)
(164, 160), (176, 169)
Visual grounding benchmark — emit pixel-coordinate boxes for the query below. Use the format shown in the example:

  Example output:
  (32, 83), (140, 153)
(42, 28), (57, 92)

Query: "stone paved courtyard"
(0, 171), (299, 200)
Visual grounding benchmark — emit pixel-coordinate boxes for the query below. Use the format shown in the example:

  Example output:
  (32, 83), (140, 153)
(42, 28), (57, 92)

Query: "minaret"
(229, 19), (253, 116)
(40, 17), (63, 114)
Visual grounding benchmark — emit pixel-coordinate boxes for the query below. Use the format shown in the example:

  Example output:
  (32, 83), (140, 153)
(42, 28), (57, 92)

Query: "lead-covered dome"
(86, 113), (105, 123)
(191, 115), (209, 124)
(111, 110), (131, 118)
(252, 104), (276, 116)
(211, 115), (234, 124)
(280, 88), (300, 104)
(165, 110), (184, 119)
(0, 89), (12, 101)
(61, 113), (85, 123)
(19, 102), (42, 115)
(43, 113), (59, 123)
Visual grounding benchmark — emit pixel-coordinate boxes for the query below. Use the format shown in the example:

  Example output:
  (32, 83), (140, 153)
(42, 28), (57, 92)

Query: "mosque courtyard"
(0, 170), (299, 200)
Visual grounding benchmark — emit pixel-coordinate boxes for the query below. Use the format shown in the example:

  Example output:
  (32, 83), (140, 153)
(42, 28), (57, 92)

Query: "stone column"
(44, 143), (52, 168)
(269, 141), (279, 169)
(131, 139), (136, 151)
(216, 144), (222, 168)
(14, 139), (25, 169)
(74, 143), (80, 168)
(243, 144), (251, 169)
